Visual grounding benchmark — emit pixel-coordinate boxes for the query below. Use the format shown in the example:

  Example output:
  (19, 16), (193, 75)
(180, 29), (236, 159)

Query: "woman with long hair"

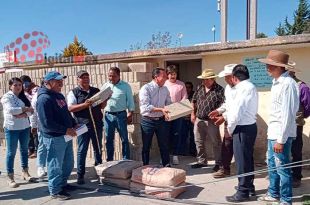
(1, 77), (35, 188)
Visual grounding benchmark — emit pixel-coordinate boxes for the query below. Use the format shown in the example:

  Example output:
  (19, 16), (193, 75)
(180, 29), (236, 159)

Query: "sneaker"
(213, 168), (230, 178)
(212, 165), (220, 172)
(257, 193), (279, 202)
(51, 190), (71, 200)
(37, 167), (45, 178)
(191, 162), (208, 169)
(172, 156), (179, 165)
(77, 176), (85, 185)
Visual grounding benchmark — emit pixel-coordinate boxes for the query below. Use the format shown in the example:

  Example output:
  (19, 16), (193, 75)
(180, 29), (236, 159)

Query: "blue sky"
(0, 0), (299, 58)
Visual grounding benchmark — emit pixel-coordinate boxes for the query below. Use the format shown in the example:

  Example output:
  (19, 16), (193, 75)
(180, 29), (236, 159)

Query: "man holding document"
(37, 71), (77, 200)
(67, 70), (107, 185)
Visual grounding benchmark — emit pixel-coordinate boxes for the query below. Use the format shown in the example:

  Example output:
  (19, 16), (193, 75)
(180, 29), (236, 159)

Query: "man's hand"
(273, 143), (284, 153)
(31, 127), (38, 135)
(22, 107), (34, 113)
(66, 128), (77, 137)
(127, 112), (133, 124)
(191, 113), (196, 124)
(14, 113), (27, 118)
(162, 108), (170, 121)
(214, 116), (225, 126)
(208, 110), (220, 119)
(84, 99), (93, 108)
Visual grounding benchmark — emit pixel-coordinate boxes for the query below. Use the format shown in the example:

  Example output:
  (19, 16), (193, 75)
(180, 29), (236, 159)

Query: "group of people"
(1, 49), (309, 204)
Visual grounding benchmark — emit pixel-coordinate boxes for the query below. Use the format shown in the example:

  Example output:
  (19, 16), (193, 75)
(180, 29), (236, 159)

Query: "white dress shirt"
(227, 80), (258, 134)
(30, 92), (39, 129)
(217, 84), (236, 120)
(1, 91), (31, 130)
(267, 71), (299, 144)
(139, 80), (172, 117)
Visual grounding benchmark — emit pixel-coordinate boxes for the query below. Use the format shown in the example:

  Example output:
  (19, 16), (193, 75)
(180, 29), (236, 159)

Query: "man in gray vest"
(67, 70), (106, 185)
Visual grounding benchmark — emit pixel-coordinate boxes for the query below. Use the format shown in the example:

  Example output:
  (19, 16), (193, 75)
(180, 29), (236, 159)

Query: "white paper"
(89, 84), (113, 107)
(64, 124), (88, 142)
(165, 99), (194, 121)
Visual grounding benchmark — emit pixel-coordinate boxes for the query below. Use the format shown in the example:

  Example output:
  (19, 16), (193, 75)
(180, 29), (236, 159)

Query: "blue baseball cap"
(44, 71), (67, 81)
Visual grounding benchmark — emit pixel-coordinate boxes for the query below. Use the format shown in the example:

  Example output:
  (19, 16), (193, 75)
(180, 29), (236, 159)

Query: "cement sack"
(131, 165), (186, 187)
(130, 182), (186, 199)
(100, 177), (130, 189)
(95, 160), (143, 179)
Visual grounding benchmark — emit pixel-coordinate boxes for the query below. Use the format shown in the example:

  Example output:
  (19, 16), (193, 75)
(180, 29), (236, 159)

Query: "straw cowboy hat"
(218, 64), (238, 78)
(197, 69), (217, 79)
(258, 50), (298, 71)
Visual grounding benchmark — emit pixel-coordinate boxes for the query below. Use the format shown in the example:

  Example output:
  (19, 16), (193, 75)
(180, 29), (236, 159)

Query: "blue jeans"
(37, 132), (47, 168)
(169, 118), (187, 155)
(43, 135), (74, 195)
(104, 111), (130, 161)
(141, 117), (170, 166)
(5, 127), (30, 173)
(77, 123), (103, 176)
(267, 138), (293, 204)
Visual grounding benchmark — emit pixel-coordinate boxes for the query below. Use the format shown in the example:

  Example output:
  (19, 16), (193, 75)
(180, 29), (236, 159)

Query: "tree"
(256, 32), (268, 38)
(146, 32), (172, 49)
(275, 0), (310, 35)
(62, 36), (92, 57)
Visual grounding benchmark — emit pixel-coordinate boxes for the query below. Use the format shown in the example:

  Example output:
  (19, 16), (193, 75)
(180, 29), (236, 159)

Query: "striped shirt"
(268, 71), (299, 144)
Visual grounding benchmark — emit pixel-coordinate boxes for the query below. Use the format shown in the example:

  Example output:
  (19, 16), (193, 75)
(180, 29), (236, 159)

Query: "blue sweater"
(37, 86), (76, 137)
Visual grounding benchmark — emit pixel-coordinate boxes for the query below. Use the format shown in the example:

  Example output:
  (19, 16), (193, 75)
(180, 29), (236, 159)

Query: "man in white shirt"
(258, 50), (299, 205)
(209, 64), (237, 179)
(225, 64), (258, 203)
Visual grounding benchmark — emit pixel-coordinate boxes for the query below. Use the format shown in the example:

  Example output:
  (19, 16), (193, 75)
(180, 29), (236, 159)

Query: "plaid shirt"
(192, 82), (224, 120)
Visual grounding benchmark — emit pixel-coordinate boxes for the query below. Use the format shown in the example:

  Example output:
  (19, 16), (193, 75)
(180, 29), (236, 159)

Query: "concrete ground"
(0, 146), (309, 205)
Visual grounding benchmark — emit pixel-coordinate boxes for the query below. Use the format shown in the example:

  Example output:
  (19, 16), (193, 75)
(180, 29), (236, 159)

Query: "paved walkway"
(0, 146), (309, 205)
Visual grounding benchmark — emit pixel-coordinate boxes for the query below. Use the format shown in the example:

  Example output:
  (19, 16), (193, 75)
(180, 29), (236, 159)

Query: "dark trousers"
(221, 125), (233, 170)
(291, 125), (303, 180)
(169, 118), (187, 155)
(77, 123), (103, 177)
(233, 123), (257, 198)
(184, 119), (196, 156)
(28, 131), (38, 153)
(141, 117), (170, 166)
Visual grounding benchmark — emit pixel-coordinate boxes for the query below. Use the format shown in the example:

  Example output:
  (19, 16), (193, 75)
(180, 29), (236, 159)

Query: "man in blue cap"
(37, 71), (77, 200)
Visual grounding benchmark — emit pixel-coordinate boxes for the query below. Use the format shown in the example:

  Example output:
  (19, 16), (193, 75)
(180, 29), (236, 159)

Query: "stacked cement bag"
(95, 160), (143, 189)
(130, 165), (186, 199)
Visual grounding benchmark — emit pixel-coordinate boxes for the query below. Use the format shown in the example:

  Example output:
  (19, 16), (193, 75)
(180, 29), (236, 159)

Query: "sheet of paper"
(165, 99), (193, 121)
(90, 84), (113, 107)
(64, 124), (88, 142)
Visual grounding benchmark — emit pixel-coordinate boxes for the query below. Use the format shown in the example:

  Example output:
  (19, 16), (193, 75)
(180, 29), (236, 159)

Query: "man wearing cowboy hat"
(257, 50), (299, 205)
(208, 64), (237, 178)
(191, 69), (224, 170)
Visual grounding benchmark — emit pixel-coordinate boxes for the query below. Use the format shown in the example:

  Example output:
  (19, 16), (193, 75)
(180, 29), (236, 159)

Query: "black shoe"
(226, 193), (249, 203)
(234, 186), (256, 197)
(191, 163), (208, 169)
(51, 190), (71, 200)
(77, 176), (85, 185)
(62, 184), (78, 192)
(212, 165), (220, 172)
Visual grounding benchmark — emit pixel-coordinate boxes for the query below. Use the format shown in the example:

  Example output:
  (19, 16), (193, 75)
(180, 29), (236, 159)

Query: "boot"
(7, 173), (19, 188)
(22, 168), (36, 182)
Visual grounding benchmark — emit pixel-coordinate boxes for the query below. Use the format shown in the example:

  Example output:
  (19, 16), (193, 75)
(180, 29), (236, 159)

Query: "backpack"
(297, 81), (310, 118)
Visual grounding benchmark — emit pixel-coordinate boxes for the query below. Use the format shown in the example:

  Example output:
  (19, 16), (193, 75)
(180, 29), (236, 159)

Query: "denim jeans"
(43, 135), (74, 195)
(5, 127), (30, 173)
(291, 126), (303, 180)
(267, 138), (293, 204)
(141, 117), (170, 166)
(104, 111), (130, 161)
(28, 131), (38, 153)
(37, 132), (47, 168)
(77, 123), (103, 177)
(169, 118), (187, 155)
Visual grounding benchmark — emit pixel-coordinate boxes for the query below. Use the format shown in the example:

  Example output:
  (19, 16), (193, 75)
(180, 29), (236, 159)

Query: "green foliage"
(256, 32), (268, 38)
(62, 36), (92, 57)
(275, 0), (310, 35)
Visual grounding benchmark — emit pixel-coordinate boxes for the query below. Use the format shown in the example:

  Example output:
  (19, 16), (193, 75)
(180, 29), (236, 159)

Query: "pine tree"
(275, 0), (310, 35)
(62, 36), (92, 57)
